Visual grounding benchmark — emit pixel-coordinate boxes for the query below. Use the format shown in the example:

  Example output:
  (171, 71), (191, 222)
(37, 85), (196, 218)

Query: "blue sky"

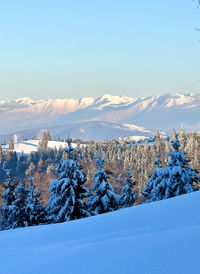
(0, 0), (199, 100)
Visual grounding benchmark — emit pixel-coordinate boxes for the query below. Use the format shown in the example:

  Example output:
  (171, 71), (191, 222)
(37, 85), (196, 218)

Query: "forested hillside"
(0, 129), (199, 208)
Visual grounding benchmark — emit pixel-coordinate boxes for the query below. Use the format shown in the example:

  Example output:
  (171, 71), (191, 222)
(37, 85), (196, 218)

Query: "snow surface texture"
(0, 93), (200, 140)
(0, 191), (200, 274)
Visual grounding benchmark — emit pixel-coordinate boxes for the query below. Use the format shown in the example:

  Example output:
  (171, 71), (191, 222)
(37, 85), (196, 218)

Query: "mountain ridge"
(1, 92), (196, 108)
(1, 92), (200, 139)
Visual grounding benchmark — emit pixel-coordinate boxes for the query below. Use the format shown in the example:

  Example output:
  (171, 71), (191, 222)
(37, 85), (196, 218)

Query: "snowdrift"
(1, 191), (200, 274)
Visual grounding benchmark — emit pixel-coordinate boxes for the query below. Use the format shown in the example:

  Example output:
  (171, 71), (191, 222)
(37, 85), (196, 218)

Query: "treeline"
(1, 129), (200, 203)
(0, 130), (200, 230)
(0, 139), (136, 230)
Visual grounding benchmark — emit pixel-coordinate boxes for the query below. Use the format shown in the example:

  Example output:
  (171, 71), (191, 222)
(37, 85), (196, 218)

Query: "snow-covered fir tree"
(0, 170), (16, 230)
(8, 182), (29, 229)
(0, 171), (45, 230)
(154, 129), (162, 153)
(87, 153), (120, 215)
(165, 136), (199, 197)
(142, 137), (200, 203)
(120, 168), (136, 208)
(26, 177), (45, 226)
(1, 180), (29, 230)
(46, 137), (91, 223)
(141, 154), (170, 202)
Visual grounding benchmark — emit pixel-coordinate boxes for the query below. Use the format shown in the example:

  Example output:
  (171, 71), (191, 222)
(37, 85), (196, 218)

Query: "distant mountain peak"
(15, 97), (35, 104)
(96, 93), (135, 106)
(3, 92), (198, 107)
(0, 92), (200, 137)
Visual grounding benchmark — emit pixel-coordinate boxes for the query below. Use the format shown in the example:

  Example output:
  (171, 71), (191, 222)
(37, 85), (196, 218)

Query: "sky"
(0, 0), (200, 100)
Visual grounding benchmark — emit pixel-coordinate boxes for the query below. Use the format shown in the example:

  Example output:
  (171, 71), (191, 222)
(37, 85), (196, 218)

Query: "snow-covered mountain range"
(1, 93), (200, 140)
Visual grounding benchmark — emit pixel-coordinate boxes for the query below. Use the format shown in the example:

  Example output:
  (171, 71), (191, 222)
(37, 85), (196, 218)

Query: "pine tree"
(26, 178), (45, 226)
(8, 136), (14, 150)
(154, 129), (162, 153)
(46, 137), (91, 223)
(0, 170), (16, 230)
(0, 144), (4, 162)
(120, 168), (136, 208)
(1, 179), (29, 230)
(87, 153), (120, 215)
(3, 151), (18, 176)
(9, 182), (29, 229)
(38, 131), (48, 152)
(46, 131), (52, 141)
(0, 149), (6, 183)
(0, 175), (45, 230)
(141, 154), (169, 202)
(37, 158), (45, 172)
(165, 136), (199, 197)
(142, 138), (200, 203)
(178, 127), (186, 150)
(25, 162), (36, 176)
(16, 151), (28, 175)
(46, 163), (56, 175)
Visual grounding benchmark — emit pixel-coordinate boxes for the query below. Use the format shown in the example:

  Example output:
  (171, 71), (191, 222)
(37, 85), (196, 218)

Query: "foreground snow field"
(1, 191), (200, 274)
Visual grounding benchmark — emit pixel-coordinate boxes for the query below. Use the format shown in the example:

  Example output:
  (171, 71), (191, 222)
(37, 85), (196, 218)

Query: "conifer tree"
(38, 131), (48, 152)
(87, 153), (120, 215)
(8, 135), (14, 150)
(0, 161), (6, 184)
(142, 137), (200, 203)
(0, 170), (16, 230)
(46, 163), (56, 175)
(26, 178), (45, 226)
(141, 154), (169, 202)
(120, 168), (136, 208)
(46, 131), (52, 141)
(3, 151), (18, 176)
(0, 144), (4, 163)
(26, 162), (36, 176)
(0, 175), (45, 230)
(178, 127), (186, 150)
(16, 151), (28, 175)
(46, 137), (91, 223)
(9, 182), (29, 229)
(165, 137), (199, 197)
(154, 129), (162, 153)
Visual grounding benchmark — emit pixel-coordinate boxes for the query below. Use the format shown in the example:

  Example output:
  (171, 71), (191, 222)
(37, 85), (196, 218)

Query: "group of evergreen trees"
(0, 174), (45, 230)
(1, 128), (200, 202)
(0, 138), (136, 230)
(0, 133), (199, 231)
(142, 137), (199, 202)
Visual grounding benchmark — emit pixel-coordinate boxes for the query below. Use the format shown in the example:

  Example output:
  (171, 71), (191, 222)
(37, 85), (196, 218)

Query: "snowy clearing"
(2, 140), (77, 155)
(0, 191), (200, 274)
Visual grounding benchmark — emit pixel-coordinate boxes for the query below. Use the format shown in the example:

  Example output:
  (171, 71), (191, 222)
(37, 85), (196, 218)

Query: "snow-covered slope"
(0, 191), (200, 274)
(1, 93), (200, 138)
